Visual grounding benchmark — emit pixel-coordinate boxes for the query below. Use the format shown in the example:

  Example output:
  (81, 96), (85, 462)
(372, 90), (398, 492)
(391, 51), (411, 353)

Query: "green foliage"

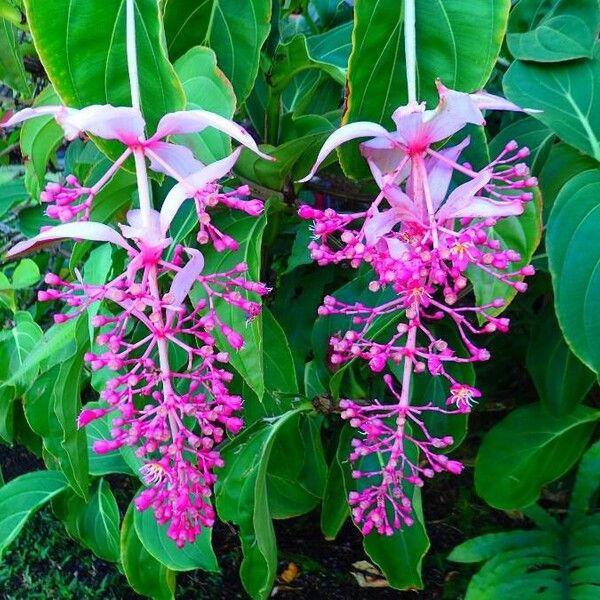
(451, 440), (600, 599)
(475, 403), (600, 509)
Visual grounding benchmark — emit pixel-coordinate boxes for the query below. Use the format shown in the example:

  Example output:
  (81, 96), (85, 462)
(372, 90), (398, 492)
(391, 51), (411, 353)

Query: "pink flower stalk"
(299, 82), (536, 536)
(3, 0), (272, 546)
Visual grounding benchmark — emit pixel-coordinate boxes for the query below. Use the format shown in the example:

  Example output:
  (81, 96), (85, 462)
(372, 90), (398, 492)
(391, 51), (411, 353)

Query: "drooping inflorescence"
(4, 76), (272, 548)
(299, 82), (537, 535)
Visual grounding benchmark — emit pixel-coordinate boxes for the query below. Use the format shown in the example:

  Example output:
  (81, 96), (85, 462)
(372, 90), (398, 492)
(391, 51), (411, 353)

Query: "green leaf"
(20, 85), (63, 198)
(172, 46), (236, 164)
(266, 414), (322, 519)
(121, 504), (176, 600)
(24, 0), (186, 150)
(53, 478), (120, 562)
(217, 407), (310, 599)
(320, 424), (352, 540)
(10, 258), (40, 289)
(270, 22), (352, 93)
(85, 402), (133, 476)
(526, 304), (595, 415)
(134, 503), (218, 572)
(448, 530), (551, 563)
(547, 170), (600, 374)
(570, 439), (600, 516)
(340, 0), (510, 177)
(508, 15), (595, 62)
(0, 17), (31, 96)
(504, 47), (600, 161)
(2, 318), (79, 388)
(468, 189), (542, 317)
(0, 470), (68, 558)
(475, 403), (600, 509)
(163, 0), (271, 102)
(0, 310), (43, 393)
(0, 176), (29, 220)
(538, 142), (598, 222)
(364, 487), (430, 590)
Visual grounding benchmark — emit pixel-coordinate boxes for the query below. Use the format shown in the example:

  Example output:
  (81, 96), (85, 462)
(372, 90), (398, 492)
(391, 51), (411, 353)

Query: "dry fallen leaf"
(351, 560), (390, 588)
(279, 562), (299, 584)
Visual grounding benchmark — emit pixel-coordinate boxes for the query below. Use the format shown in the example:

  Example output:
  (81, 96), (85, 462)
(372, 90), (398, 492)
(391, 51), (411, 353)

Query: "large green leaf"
(547, 170), (600, 374)
(340, 0), (510, 177)
(216, 407), (311, 599)
(24, 0), (186, 139)
(20, 86), (63, 197)
(172, 46), (236, 164)
(526, 304), (595, 416)
(53, 478), (120, 562)
(475, 402), (600, 509)
(162, 0), (271, 102)
(507, 0), (597, 62)
(538, 142), (598, 222)
(0, 17), (31, 96)
(0, 470), (68, 558)
(504, 47), (600, 161)
(121, 504), (176, 600)
(134, 503), (218, 572)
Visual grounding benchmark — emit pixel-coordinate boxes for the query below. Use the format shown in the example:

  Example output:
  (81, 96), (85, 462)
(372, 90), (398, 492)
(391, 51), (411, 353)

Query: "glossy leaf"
(24, 0), (186, 144)
(504, 48), (600, 161)
(538, 142), (598, 221)
(508, 15), (595, 62)
(163, 0), (271, 102)
(526, 304), (595, 415)
(0, 470), (68, 558)
(0, 17), (31, 96)
(121, 504), (176, 600)
(53, 478), (120, 562)
(320, 425), (353, 540)
(134, 503), (218, 572)
(172, 46), (236, 164)
(475, 403), (600, 509)
(340, 0), (510, 177)
(217, 407), (311, 599)
(547, 170), (600, 374)
(20, 86), (63, 196)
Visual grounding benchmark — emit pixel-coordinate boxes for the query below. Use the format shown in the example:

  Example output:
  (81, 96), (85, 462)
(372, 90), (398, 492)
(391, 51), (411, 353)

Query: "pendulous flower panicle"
(299, 82), (537, 536)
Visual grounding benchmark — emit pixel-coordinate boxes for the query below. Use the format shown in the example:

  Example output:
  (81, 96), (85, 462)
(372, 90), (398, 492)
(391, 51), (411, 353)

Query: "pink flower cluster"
(5, 103), (270, 546)
(299, 83), (536, 535)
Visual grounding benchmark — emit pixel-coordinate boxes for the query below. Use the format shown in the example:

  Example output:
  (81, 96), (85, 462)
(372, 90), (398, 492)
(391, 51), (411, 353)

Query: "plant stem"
(125, 0), (141, 112)
(404, 0), (417, 103)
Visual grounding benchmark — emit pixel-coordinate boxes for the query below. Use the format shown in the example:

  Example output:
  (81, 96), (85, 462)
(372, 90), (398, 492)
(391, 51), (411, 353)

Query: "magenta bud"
(226, 331), (244, 350)
(44, 273), (62, 285)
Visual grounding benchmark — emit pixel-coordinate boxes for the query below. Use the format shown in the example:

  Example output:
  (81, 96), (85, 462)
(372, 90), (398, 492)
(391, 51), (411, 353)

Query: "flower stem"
(126, 0), (141, 112)
(404, 0), (417, 104)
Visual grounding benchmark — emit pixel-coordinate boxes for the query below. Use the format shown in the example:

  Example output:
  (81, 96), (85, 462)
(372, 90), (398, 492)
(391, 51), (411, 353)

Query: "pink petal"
(423, 82), (485, 144)
(383, 185), (421, 223)
(436, 170), (495, 221)
(470, 90), (540, 114)
(360, 135), (410, 186)
(441, 196), (524, 219)
(6, 222), (132, 259)
(145, 141), (204, 178)
(390, 101), (428, 147)
(363, 207), (403, 246)
(426, 137), (470, 210)
(64, 105), (146, 144)
(168, 248), (205, 307)
(1, 104), (146, 144)
(160, 147), (242, 235)
(153, 110), (272, 161)
(297, 121), (391, 183)
(385, 237), (410, 260)
(119, 209), (164, 244)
